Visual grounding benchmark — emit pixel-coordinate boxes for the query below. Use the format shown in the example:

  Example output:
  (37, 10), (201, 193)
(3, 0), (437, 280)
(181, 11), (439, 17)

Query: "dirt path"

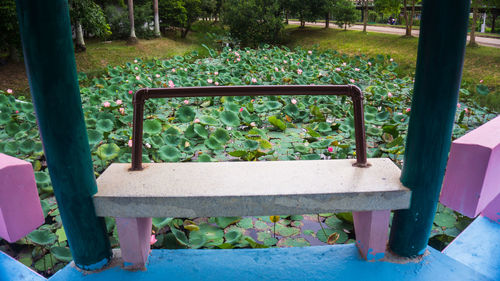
(289, 21), (500, 48)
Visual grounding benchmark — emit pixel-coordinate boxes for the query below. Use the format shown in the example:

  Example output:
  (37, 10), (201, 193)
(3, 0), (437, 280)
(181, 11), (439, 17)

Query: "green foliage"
(104, 3), (155, 39)
(374, 0), (401, 16)
(222, 0), (284, 47)
(332, 0), (359, 30)
(159, 0), (201, 38)
(0, 0), (21, 60)
(70, 0), (111, 39)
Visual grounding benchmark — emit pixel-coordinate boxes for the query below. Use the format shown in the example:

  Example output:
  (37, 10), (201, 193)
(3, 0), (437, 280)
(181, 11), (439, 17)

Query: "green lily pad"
(194, 124), (209, 139)
(51, 246), (73, 262)
(205, 136), (224, 150)
(87, 130), (103, 145)
(476, 84), (490, 95)
(434, 212), (456, 228)
(176, 106), (196, 123)
(152, 217), (173, 229)
(35, 171), (51, 186)
(213, 128), (230, 144)
(268, 116), (286, 131)
(27, 230), (57, 245)
(225, 230), (242, 244)
(34, 254), (55, 271)
(19, 139), (35, 154)
(237, 217), (254, 229)
(5, 122), (20, 136)
(144, 119), (162, 134)
(189, 223), (224, 247)
(220, 110), (240, 127)
(96, 143), (120, 160)
(215, 217), (241, 228)
(316, 229), (348, 244)
(277, 237), (310, 247)
(265, 101), (282, 111)
(197, 154), (213, 162)
(159, 146), (181, 162)
(96, 119), (114, 132)
(199, 115), (220, 126)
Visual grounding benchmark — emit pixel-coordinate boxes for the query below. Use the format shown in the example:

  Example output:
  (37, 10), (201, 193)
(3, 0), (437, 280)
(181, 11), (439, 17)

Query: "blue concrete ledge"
(48, 244), (490, 281)
(443, 215), (500, 281)
(0, 251), (45, 281)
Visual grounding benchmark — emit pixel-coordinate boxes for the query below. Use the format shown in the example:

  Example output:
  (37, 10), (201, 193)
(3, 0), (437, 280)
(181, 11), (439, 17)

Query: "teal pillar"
(388, 0), (471, 257)
(15, 0), (112, 269)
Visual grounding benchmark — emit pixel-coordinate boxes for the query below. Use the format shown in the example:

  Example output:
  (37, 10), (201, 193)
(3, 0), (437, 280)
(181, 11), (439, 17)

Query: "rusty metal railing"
(130, 85), (368, 171)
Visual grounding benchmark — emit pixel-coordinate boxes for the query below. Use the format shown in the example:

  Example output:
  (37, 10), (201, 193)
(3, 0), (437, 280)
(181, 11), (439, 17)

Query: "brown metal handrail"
(131, 85), (368, 171)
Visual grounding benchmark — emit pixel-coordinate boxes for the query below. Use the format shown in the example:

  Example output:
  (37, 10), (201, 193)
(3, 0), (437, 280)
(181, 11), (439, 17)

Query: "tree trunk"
(469, 2), (478, 46)
(154, 0), (160, 37)
(362, 0), (368, 32)
(127, 0), (138, 44)
(8, 45), (19, 62)
(492, 13), (497, 33)
(285, 11), (289, 24)
(403, 0), (411, 36)
(325, 12), (329, 28)
(408, 0), (415, 35)
(75, 21), (86, 52)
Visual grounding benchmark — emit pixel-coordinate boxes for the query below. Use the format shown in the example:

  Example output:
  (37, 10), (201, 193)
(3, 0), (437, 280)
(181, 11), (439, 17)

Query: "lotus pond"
(0, 46), (497, 276)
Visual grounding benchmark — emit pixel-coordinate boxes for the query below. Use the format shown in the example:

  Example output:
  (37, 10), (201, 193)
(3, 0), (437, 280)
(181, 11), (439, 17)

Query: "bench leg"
(116, 217), (152, 268)
(353, 210), (390, 261)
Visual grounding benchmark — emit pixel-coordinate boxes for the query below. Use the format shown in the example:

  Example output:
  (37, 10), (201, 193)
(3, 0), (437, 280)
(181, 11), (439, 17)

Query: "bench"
(93, 85), (411, 268)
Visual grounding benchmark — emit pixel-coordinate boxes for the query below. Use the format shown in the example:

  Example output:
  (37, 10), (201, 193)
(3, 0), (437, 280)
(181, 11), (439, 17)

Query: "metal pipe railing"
(131, 85), (368, 171)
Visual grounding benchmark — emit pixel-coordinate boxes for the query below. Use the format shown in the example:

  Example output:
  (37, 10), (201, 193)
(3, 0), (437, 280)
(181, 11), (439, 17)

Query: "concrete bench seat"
(94, 158), (410, 218)
(93, 157), (410, 267)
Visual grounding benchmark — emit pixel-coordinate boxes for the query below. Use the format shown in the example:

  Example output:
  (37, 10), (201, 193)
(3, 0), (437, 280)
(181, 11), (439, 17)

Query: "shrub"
(222, 0), (283, 47)
(159, 0), (201, 38)
(331, 0), (358, 30)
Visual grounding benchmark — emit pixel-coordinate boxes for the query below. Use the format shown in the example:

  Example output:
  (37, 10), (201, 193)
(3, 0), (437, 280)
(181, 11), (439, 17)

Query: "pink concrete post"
(0, 154), (44, 243)
(353, 210), (390, 261)
(116, 217), (152, 268)
(481, 192), (500, 223)
(440, 116), (500, 218)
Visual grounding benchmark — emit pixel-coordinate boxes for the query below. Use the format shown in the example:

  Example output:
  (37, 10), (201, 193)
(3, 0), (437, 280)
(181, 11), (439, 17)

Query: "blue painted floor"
(0, 251), (45, 281)
(48, 244), (490, 281)
(443, 215), (500, 281)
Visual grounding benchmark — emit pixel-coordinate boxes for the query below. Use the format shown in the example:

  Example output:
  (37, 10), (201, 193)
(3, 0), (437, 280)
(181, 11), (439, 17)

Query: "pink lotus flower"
(239, 107), (244, 112)
(128, 90), (133, 94)
(308, 50), (312, 54)
(328, 147), (333, 153)
(102, 101), (111, 107)
(464, 108), (469, 113)
(480, 80), (484, 83)
(251, 99), (255, 103)
(134, 67), (138, 70)
(283, 60), (287, 64)
(135, 76), (140, 80)
(297, 69), (303, 75)
(116, 99), (122, 105)
(349, 79), (355, 83)
(275, 67), (279, 72)
(368, 62), (372, 66)
(388, 92), (393, 98)
(291, 98), (297, 104)
(251, 78), (257, 83)
(406, 108), (411, 112)
(236, 57), (241, 62)
(207, 78), (213, 84)
(214, 71), (219, 75)
(15, 110), (19, 114)
(335, 68), (341, 72)
(150, 235), (157, 245)
(155, 74), (161, 78)
(250, 122), (256, 127)
(194, 118), (200, 123)
(235, 51), (240, 56)
(171, 68), (176, 72)
(134, 59), (138, 63)
(184, 100), (189, 105)
(342, 62), (347, 66)
(354, 68), (360, 71)
(168, 80), (175, 88)
(457, 103), (461, 108)
(128, 140), (133, 147)
(119, 108), (125, 115)
(184, 68), (188, 71)
(215, 82), (219, 86)
(6, 89), (13, 94)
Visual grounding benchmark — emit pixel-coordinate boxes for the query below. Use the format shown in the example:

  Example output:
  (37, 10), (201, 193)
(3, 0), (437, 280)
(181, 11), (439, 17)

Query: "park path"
(289, 21), (500, 48)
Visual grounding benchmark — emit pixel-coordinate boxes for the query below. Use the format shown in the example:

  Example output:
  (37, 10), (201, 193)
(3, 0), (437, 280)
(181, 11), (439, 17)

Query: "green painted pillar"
(388, 0), (471, 257)
(15, 0), (112, 269)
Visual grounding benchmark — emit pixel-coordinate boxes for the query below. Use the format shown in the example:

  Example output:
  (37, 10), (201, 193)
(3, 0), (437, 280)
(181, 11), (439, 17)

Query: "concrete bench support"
(440, 116), (500, 218)
(0, 153), (44, 242)
(353, 210), (390, 261)
(116, 217), (152, 268)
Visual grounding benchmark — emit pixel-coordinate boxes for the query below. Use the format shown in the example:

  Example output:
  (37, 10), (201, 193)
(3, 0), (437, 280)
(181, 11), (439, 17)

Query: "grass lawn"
(285, 25), (500, 111)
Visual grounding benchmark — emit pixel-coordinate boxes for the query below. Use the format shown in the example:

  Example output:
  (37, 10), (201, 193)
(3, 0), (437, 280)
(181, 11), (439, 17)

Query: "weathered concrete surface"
(353, 210), (390, 261)
(94, 158), (410, 217)
(443, 215), (500, 281)
(0, 250), (45, 281)
(49, 245), (491, 281)
(0, 153), (44, 243)
(440, 116), (500, 217)
(116, 217), (152, 268)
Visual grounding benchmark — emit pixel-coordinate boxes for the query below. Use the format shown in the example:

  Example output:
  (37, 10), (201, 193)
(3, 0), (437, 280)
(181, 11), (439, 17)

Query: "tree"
(0, 0), (21, 62)
(359, 0), (369, 32)
(200, 0), (217, 20)
(222, 0), (283, 46)
(332, 0), (358, 30)
(401, 0), (419, 36)
(127, 0), (138, 44)
(159, 0), (201, 38)
(154, 0), (160, 37)
(70, 0), (111, 52)
(469, 0), (482, 46)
